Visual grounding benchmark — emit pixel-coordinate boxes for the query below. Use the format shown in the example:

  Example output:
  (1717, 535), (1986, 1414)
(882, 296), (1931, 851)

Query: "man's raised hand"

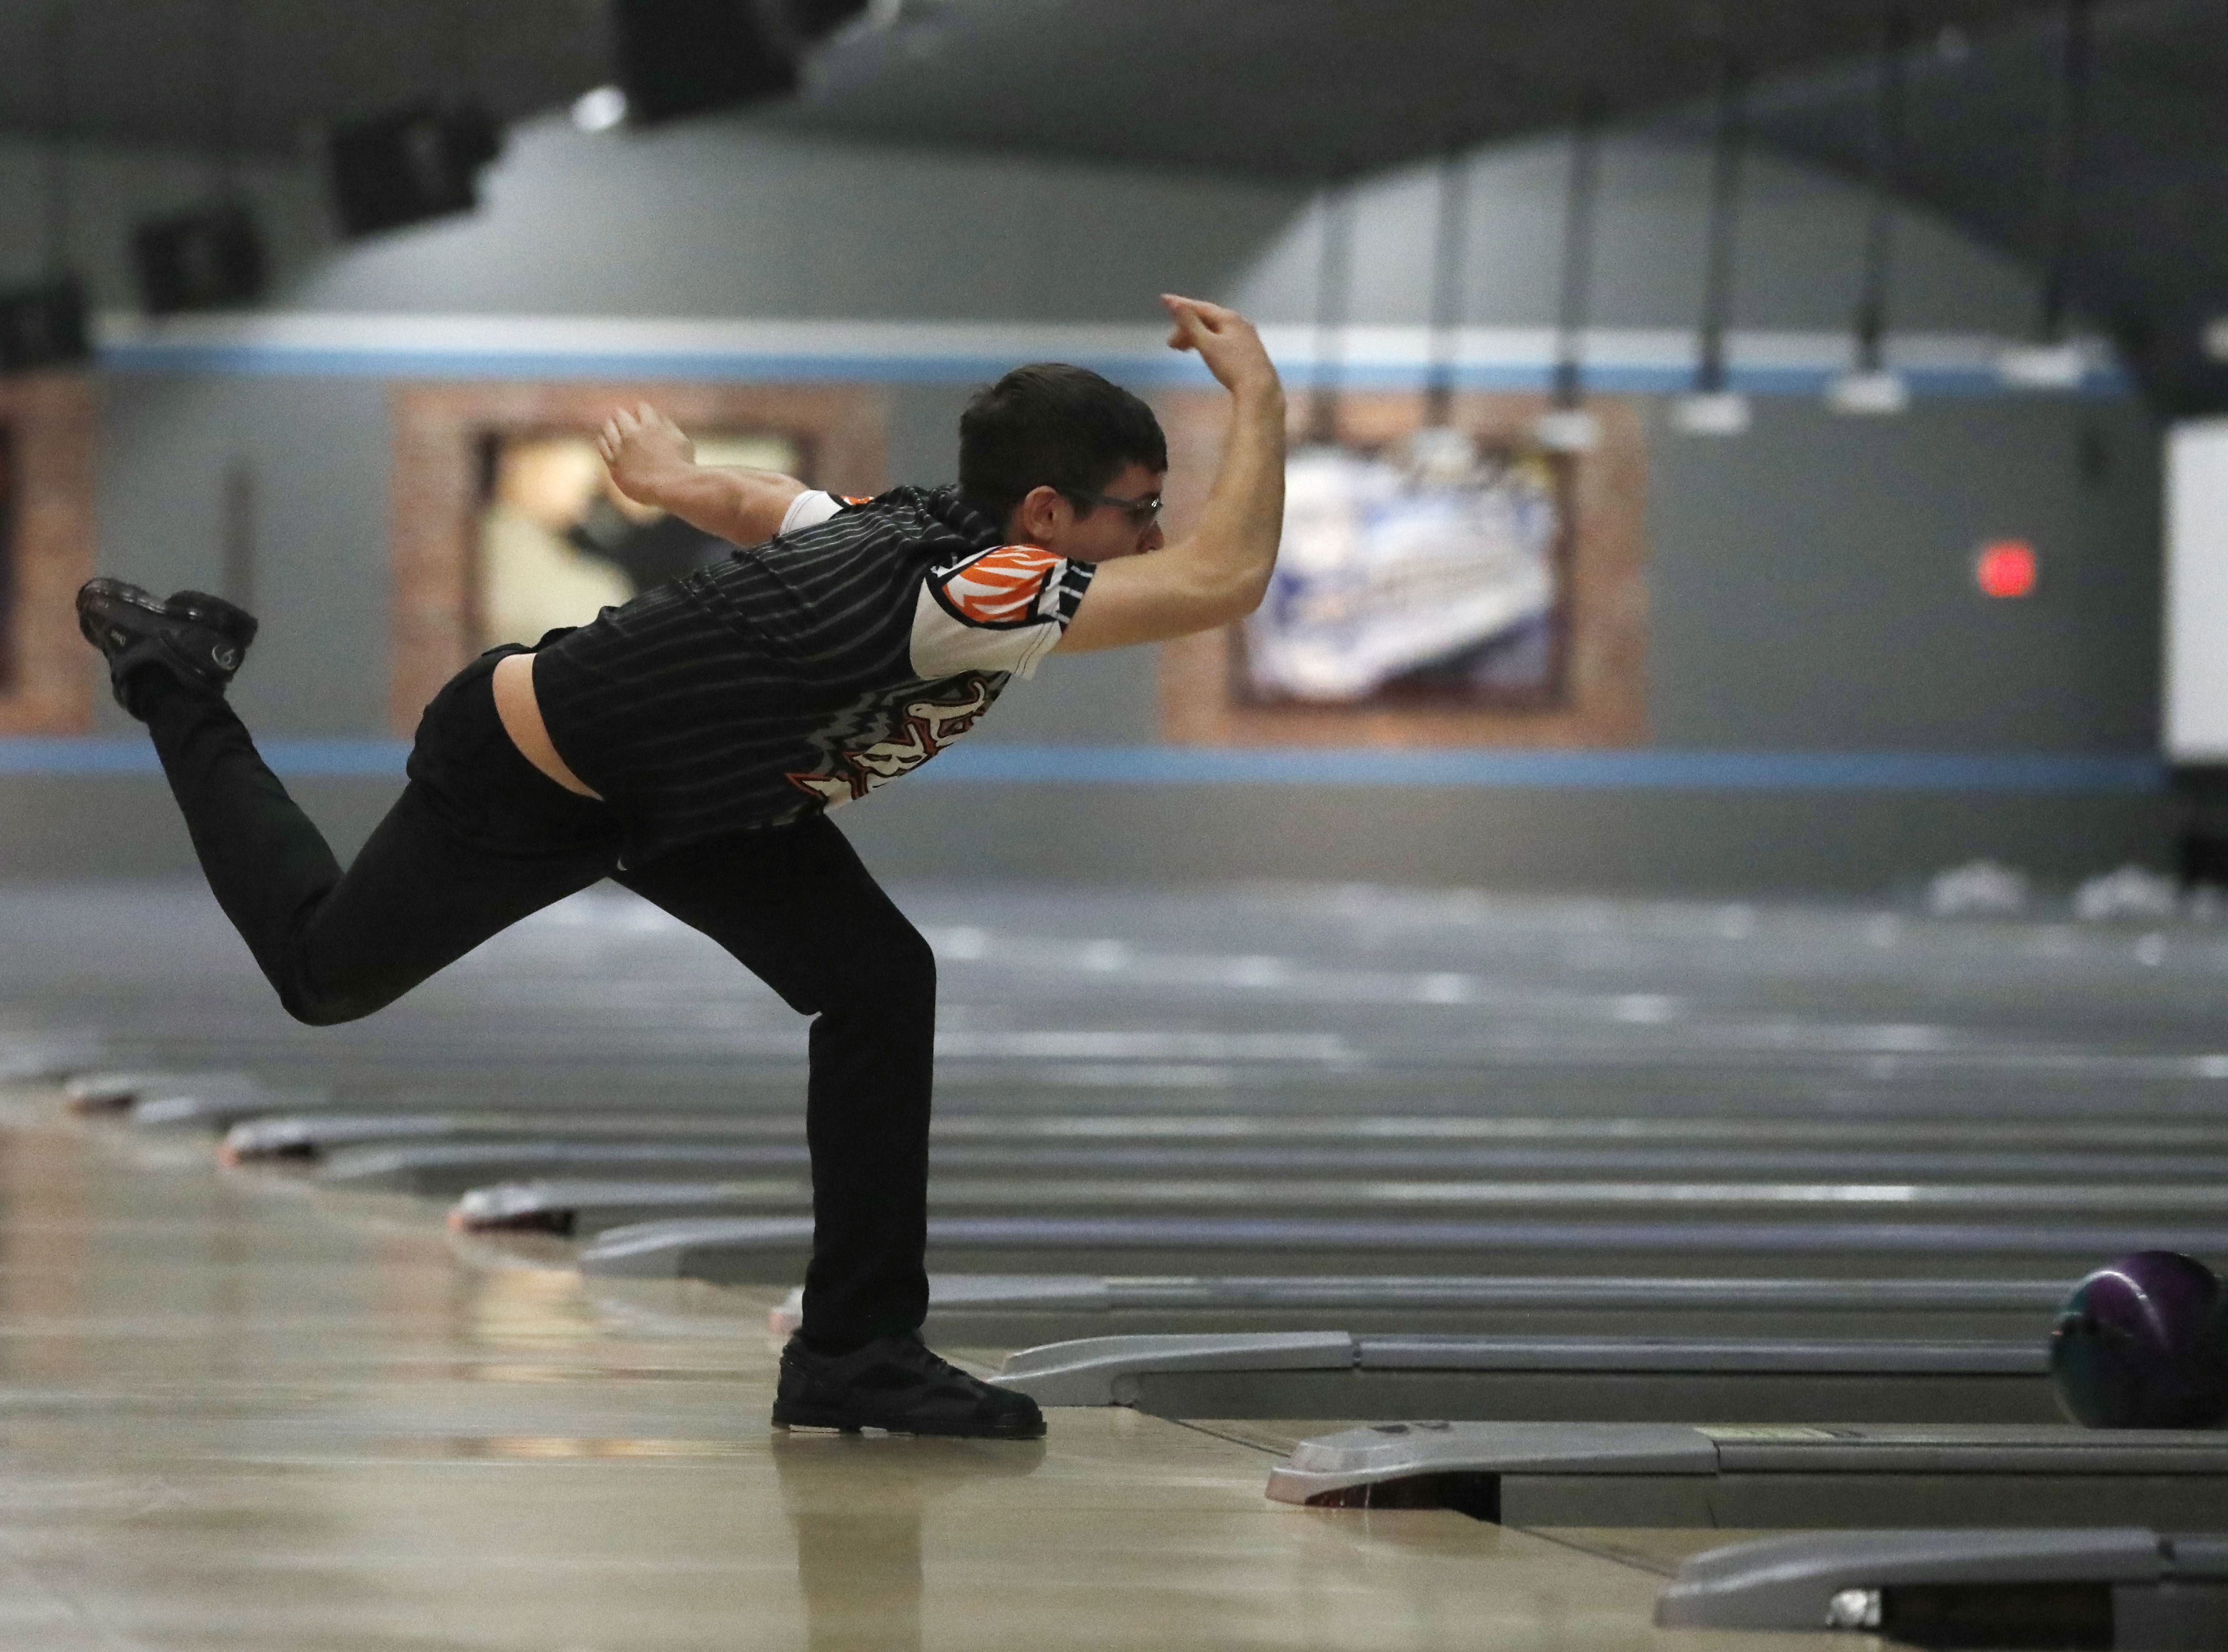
(1160, 294), (1281, 400)
(597, 402), (696, 506)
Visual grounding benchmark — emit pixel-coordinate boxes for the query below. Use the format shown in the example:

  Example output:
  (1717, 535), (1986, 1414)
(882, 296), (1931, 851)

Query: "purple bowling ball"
(2049, 1251), (2228, 1430)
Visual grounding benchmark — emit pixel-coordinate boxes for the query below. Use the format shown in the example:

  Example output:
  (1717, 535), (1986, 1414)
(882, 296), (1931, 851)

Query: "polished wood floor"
(0, 1092), (1814, 1652)
(7, 871), (2218, 1647)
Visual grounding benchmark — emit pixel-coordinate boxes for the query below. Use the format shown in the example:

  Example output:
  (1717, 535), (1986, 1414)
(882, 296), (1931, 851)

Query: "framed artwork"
(387, 383), (886, 734)
(0, 373), (96, 735)
(471, 427), (805, 655)
(1158, 390), (1647, 749)
(1246, 434), (1571, 709)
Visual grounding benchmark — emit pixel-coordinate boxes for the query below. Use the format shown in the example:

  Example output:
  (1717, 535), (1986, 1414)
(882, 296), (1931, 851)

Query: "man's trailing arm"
(597, 402), (806, 546)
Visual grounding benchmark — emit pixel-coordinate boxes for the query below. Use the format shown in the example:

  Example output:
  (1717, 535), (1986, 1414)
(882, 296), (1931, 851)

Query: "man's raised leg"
(82, 579), (618, 1025)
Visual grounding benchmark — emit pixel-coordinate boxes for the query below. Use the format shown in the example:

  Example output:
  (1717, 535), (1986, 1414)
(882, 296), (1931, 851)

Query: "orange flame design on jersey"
(941, 546), (1060, 626)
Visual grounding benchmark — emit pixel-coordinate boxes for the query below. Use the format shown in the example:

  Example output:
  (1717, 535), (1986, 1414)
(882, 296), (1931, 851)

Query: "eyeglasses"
(1062, 486), (1163, 527)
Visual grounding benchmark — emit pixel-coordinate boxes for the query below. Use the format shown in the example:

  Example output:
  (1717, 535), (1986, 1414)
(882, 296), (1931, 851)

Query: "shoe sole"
(771, 1400), (1045, 1440)
(76, 579), (165, 654)
(77, 578), (250, 686)
(167, 589), (258, 651)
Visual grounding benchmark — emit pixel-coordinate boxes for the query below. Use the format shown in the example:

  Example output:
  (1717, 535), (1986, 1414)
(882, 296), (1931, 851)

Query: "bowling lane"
(0, 1095), (1809, 1652)
(16, 882), (2228, 1127)
(12, 876), (2228, 1441)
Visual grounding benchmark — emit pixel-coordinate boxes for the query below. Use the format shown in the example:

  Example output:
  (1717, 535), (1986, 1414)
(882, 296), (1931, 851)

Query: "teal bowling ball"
(2049, 1251), (2228, 1430)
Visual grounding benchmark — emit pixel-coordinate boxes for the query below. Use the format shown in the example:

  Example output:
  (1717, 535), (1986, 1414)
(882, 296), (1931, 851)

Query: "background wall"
(1230, 134), (2040, 335)
(0, 116), (2170, 894)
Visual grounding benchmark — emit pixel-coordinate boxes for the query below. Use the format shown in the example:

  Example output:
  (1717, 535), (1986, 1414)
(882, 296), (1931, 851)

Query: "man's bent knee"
(278, 985), (378, 1027)
(820, 923), (937, 1015)
(275, 960), (405, 1027)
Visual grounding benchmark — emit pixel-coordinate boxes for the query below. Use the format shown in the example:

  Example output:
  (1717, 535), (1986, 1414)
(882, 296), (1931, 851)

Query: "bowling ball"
(2049, 1251), (2228, 1430)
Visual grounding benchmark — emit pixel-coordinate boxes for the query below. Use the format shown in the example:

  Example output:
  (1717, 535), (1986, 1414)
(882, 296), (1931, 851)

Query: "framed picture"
(1242, 434), (1573, 710)
(387, 383), (886, 733)
(1159, 390), (1647, 749)
(470, 427), (806, 655)
(0, 374), (96, 735)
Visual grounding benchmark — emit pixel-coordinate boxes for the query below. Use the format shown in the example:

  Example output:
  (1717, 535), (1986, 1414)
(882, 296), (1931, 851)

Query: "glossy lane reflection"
(774, 1430), (1047, 1651)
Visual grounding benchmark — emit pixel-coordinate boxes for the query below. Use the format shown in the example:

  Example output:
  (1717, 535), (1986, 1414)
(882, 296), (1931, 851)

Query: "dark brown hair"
(958, 363), (1167, 526)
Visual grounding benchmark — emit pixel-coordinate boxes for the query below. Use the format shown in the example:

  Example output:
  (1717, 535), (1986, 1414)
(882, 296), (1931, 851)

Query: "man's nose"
(1140, 523), (1166, 554)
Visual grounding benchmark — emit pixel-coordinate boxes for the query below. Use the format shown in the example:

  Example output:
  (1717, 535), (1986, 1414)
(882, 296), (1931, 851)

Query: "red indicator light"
(1975, 539), (2038, 599)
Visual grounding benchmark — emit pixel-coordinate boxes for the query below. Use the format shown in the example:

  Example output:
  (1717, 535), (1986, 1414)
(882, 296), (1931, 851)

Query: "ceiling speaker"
(787, 0), (875, 40)
(611, 0), (871, 124)
(0, 277), (91, 374)
(132, 200), (268, 315)
(327, 101), (504, 238)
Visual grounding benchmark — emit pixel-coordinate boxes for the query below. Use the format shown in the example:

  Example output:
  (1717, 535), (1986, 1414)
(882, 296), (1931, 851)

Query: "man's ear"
(1011, 485), (1069, 546)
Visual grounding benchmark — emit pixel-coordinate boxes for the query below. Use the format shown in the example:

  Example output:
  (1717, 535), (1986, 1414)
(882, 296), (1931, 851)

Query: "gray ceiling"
(0, 0), (611, 155)
(764, 0), (2071, 177)
(3, 0), (2223, 409)
(1735, 0), (2228, 414)
(0, 0), (2066, 172)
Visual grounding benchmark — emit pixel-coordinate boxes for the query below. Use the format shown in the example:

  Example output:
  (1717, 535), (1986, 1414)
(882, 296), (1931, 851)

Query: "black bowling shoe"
(773, 1334), (1047, 1439)
(76, 579), (258, 714)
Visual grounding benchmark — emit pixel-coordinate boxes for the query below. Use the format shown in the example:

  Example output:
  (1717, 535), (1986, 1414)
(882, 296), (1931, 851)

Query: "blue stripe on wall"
(924, 747), (2166, 792)
(0, 739), (2165, 793)
(0, 739), (415, 778)
(92, 344), (2135, 399)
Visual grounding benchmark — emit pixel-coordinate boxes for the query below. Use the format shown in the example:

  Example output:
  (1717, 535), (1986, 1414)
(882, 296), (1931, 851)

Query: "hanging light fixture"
(0, 0), (90, 373)
(1535, 107), (1603, 454)
(1829, 8), (1912, 417)
(325, 0), (504, 239)
(1674, 52), (1752, 437)
(1998, 0), (2093, 390)
(610, 0), (874, 125)
(132, 0), (268, 315)
(571, 85), (630, 131)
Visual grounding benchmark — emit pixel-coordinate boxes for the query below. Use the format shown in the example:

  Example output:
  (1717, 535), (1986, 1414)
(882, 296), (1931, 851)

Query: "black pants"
(143, 649), (933, 1348)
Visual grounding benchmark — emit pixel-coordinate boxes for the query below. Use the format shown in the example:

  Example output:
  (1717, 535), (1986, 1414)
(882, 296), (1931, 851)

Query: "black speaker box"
(0, 276), (91, 373)
(789, 0), (873, 41)
(132, 199), (268, 315)
(327, 100), (504, 238)
(612, 0), (869, 125)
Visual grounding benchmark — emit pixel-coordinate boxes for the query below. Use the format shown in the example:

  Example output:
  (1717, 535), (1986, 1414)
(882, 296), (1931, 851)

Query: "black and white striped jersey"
(531, 485), (1093, 861)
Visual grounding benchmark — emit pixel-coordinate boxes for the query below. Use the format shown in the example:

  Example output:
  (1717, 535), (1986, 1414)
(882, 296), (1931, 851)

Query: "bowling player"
(72, 293), (1286, 1439)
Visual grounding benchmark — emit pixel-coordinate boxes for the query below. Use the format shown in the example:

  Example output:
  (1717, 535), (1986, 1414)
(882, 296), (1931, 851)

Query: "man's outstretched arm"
(1057, 295), (1286, 653)
(597, 403), (807, 546)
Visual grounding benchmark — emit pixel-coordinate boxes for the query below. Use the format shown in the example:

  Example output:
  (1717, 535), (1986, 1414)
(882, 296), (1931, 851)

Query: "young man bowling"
(73, 294), (1286, 1439)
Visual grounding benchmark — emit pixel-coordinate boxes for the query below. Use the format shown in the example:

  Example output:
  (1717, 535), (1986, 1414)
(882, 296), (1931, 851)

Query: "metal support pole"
(1695, 62), (1747, 395)
(43, 0), (73, 276)
(1854, 10), (1911, 375)
(2037, 0), (2092, 343)
(1307, 187), (1353, 446)
(1424, 146), (1469, 427)
(1551, 111), (1602, 410)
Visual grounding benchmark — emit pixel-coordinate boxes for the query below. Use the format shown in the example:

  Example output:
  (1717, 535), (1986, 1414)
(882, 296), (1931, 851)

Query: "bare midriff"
(491, 652), (603, 800)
